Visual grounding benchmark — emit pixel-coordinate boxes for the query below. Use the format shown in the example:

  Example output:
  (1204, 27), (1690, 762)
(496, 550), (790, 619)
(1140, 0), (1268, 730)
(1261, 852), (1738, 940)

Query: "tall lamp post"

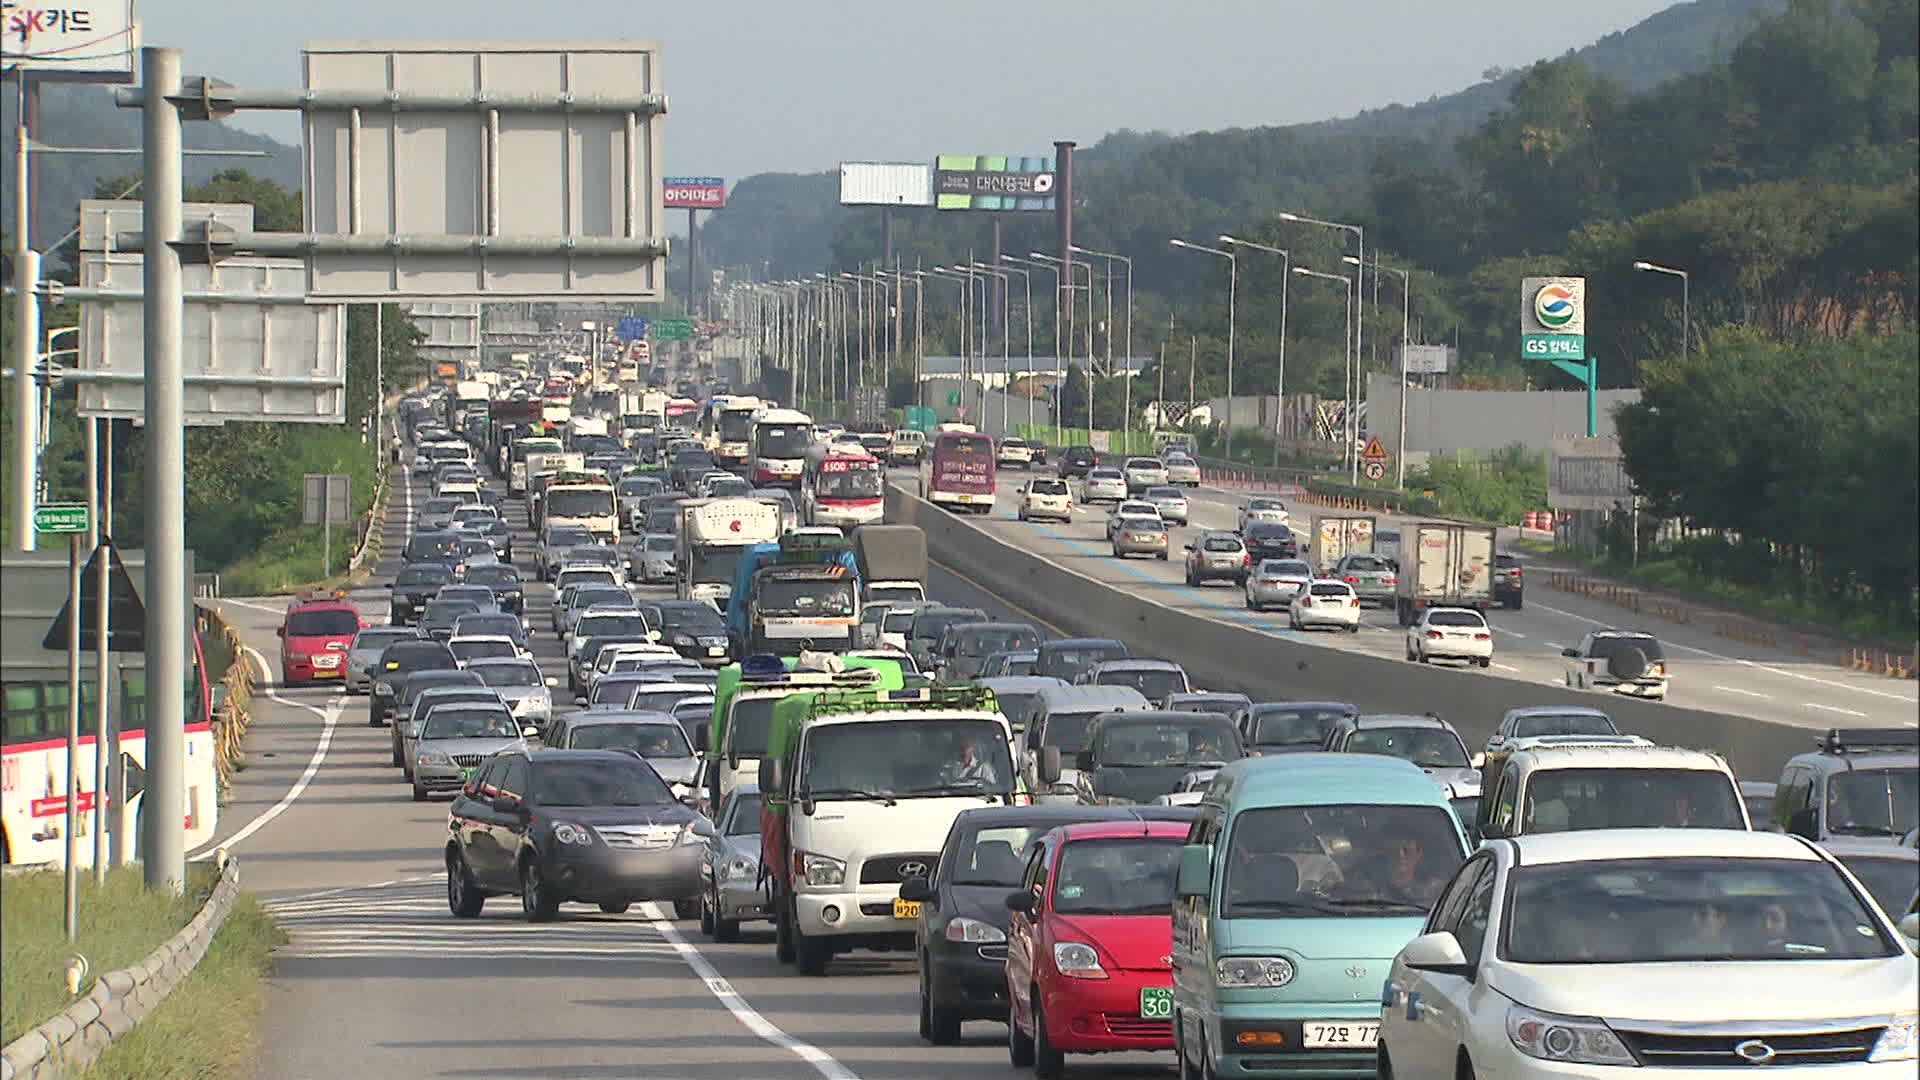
(1073, 245), (1134, 441)
(1349, 255), (1411, 488)
(1006, 254), (1066, 430)
(970, 263), (1018, 435)
(1632, 260), (1690, 361)
(987, 262), (1036, 427)
(1220, 235), (1290, 467)
(1293, 265), (1357, 483)
(1169, 238), (1238, 459)
(1025, 252), (1095, 431)
(1279, 212), (1364, 477)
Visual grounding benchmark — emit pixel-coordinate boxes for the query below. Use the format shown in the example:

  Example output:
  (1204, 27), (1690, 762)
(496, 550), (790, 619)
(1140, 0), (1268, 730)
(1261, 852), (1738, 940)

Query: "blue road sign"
(616, 316), (650, 342)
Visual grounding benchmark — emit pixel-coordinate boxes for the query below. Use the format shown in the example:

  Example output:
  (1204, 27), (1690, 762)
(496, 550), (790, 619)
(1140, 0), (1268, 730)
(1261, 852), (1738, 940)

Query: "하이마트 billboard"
(663, 177), (727, 209)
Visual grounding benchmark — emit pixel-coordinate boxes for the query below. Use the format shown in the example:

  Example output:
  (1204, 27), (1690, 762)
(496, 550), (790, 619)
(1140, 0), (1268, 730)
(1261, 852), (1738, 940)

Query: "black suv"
(444, 749), (714, 922)
(389, 562), (455, 624)
(369, 640), (458, 725)
(1058, 445), (1098, 478)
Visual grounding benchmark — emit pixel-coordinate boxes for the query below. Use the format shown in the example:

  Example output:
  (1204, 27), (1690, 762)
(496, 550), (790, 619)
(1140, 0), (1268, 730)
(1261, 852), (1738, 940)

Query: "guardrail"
(195, 603), (255, 797)
(1, 854), (244, 1080)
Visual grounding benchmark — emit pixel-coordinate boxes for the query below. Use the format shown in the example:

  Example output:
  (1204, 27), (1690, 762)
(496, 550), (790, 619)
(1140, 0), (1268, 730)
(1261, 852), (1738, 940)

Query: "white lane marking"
(221, 596), (288, 615)
(640, 901), (860, 1080)
(1493, 627), (1528, 639)
(1804, 702), (1867, 717)
(189, 644), (341, 861)
(1714, 685), (1771, 700)
(1526, 599), (1914, 704)
(1492, 663), (1520, 673)
(1545, 643), (1566, 652)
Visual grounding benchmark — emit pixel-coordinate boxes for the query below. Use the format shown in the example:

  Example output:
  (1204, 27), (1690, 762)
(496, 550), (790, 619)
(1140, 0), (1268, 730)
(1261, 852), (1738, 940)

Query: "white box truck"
(1310, 513), (1376, 573)
(677, 497), (784, 609)
(1395, 522), (1496, 625)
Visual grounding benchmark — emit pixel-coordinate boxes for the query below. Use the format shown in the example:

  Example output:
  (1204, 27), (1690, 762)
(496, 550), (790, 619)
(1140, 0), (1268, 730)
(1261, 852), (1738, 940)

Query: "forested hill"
(695, 0), (1786, 282)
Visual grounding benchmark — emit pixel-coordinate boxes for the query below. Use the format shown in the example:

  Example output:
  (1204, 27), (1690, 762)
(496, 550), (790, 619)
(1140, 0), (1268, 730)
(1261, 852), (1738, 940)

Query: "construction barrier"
(195, 602), (255, 798)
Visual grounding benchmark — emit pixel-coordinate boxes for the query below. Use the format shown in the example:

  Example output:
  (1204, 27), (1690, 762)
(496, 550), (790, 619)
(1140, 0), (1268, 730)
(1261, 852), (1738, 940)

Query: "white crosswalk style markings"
(265, 880), (686, 963)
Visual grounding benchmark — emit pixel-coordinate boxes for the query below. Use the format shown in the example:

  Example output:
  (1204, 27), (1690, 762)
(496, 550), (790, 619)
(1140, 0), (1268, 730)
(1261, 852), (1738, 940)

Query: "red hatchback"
(277, 593), (366, 685)
(1005, 819), (1185, 1077)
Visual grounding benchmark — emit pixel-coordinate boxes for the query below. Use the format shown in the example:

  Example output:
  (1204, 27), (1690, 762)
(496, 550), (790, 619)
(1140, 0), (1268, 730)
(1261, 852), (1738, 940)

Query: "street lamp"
(1632, 260), (1690, 361)
(1293, 265), (1358, 484)
(970, 263), (1019, 435)
(1220, 235), (1290, 468)
(986, 262), (1037, 427)
(1169, 238), (1238, 459)
(1279, 212), (1364, 475)
(1349, 255), (1412, 488)
(1027, 252), (1097, 433)
(876, 269), (928, 392)
(1073, 245), (1135, 441)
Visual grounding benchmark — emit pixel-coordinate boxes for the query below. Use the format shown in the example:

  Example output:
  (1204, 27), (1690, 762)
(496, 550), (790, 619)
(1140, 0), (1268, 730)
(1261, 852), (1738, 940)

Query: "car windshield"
(1053, 837), (1183, 915)
(577, 615), (651, 639)
(456, 615), (519, 637)
(882, 609), (920, 633)
(689, 546), (745, 586)
(1346, 726), (1469, 768)
(421, 708), (519, 740)
(914, 612), (981, 644)
(1038, 644), (1126, 681)
(725, 793), (763, 835)
(1249, 500), (1284, 512)
(422, 498), (460, 515)
(1088, 469), (1122, 481)
(423, 602), (479, 623)
(1202, 536), (1243, 553)
(721, 691), (775, 753)
(991, 693), (1039, 732)
(570, 723), (692, 758)
(287, 609), (359, 636)
(647, 510), (678, 534)
(1427, 610), (1487, 628)
(994, 654), (1037, 676)
(1247, 526), (1292, 543)
(1503, 857), (1897, 963)
(659, 608), (726, 634)
(472, 662), (543, 688)
(1260, 561), (1312, 577)
(1252, 707), (1349, 747)
(450, 640), (518, 661)
(628, 687), (709, 714)
(958, 628), (1040, 657)
(1522, 768), (1746, 832)
(1223, 804), (1464, 917)
(395, 565), (454, 587)
(798, 719), (1013, 798)
(1308, 583), (1352, 598)
(1125, 459), (1159, 470)
(1512, 712), (1618, 738)
(383, 644), (453, 669)
(1095, 719), (1239, 767)
(568, 588), (629, 611)
(404, 535), (461, 561)
(464, 567), (520, 589)
(1344, 556), (1392, 572)
(1095, 668), (1188, 702)
(530, 758), (674, 807)
(646, 536), (676, 552)
(352, 629), (416, 652)
(617, 479), (656, 496)
(1030, 479), (1068, 496)
(1828, 769), (1919, 838)
(757, 579), (856, 616)
(569, 548), (619, 567)
(1145, 487), (1182, 500)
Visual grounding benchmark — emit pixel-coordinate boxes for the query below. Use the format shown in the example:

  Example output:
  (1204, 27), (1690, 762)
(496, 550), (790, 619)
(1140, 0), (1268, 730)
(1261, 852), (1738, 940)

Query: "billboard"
(1398, 344), (1454, 374)
(1521, 276), (1586, 361)
(663, 177), (727, 209)
(934, 155), (1055, 211)
(1, 0), (139, 81)
(839, 162), (934, 207)
(1548, 435), (1633, 511)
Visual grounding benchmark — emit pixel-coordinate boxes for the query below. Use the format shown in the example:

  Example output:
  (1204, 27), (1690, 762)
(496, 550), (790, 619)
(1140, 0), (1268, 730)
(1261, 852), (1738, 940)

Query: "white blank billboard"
(839, 162), (933, 207)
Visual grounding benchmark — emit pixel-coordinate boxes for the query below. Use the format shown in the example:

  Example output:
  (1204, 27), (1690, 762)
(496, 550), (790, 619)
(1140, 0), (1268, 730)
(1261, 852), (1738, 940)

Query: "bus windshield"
(756, 426), (811, 458)
(817, 467), (883, 499)
(547, 490), (615, 517)
(719, 412), (756, 441)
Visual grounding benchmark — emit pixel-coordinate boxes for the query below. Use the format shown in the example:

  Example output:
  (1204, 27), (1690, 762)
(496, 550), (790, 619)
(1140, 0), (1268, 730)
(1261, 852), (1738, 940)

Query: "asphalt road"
(907, 465), (1917, 733)
(196, 469), (1168, 1080)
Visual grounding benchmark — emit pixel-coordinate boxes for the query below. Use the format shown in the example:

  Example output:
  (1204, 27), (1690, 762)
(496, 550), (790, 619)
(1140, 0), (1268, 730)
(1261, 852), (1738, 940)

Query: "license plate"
(892, 898), (921, 919)
(1302, 1022), (1378, 1048)
(459, 767), (476, 781)
(1139, 987), (1173, 1019)
(708, 646), (726, 656)
(313, 669), (340, 677)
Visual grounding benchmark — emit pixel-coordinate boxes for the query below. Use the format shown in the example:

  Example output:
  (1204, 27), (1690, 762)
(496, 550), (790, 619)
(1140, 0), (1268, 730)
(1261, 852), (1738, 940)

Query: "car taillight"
(1243, 553), (1253, 567)
(1261, 578), (1280, 585)
(1587, 660), (1597, 674)
(1510, 567), (1522, 578)
(1349, 598), (1360, 607)
(1382, 576), (1396, 585)
(1343, 575), (1359, 584)
(1299, 597), (1311, 607)
(1426, 630), (1443, 639)
(1474, 632), (1491, 640)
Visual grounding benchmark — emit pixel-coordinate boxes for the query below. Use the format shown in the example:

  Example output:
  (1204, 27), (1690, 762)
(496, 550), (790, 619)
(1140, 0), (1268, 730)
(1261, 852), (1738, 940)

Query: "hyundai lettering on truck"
(802, 445), (886, 529)
(758, 684), (1018, 974)
(677, 497), (783, 610)
(918, 430), (997, 513)
(751, 409), (814, 487)
(713, 397), (766, 471)
(1395, 521), (1496, 625)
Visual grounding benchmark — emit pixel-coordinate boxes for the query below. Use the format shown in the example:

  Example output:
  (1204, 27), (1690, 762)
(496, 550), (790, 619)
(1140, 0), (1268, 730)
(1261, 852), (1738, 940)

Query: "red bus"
(918, 431), (997, 514)
(801, 445), (885, 529)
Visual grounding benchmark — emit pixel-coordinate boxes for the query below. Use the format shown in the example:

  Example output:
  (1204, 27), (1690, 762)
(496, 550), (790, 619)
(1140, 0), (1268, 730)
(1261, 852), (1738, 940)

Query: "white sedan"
(1288, 580), (1362, 632)
(1081, 467), (1128, 504)
(1379, 829), (1919, 1079)
(1237, 497), (1290, 532)
(1406, 607), (1493, 667)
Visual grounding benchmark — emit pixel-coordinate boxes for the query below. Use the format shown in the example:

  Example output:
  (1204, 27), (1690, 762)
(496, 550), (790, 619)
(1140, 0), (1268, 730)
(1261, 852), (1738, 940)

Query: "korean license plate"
(459, 767), (476, 782)
(1302, 1021), (1378, 1048)
(892, 898), (921, 919)
(1138, 987), (1173, 1019)
(708, 646), (726, 656)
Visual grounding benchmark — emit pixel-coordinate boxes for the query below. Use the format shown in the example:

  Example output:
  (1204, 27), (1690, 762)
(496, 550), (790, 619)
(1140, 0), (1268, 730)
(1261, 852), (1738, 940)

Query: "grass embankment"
(217, 454), (387, 597)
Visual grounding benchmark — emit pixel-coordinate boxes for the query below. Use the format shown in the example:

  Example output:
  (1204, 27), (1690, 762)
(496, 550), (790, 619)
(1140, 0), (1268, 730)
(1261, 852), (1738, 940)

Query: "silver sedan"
(1081, 468), (1128, 504)
(699, 785), (771, 941)
(1110, 513), (1170, 559)
(1141, 485), (1190, 525)
(1245, 558), (1315, 611)
(1163, 455), (1201, 486)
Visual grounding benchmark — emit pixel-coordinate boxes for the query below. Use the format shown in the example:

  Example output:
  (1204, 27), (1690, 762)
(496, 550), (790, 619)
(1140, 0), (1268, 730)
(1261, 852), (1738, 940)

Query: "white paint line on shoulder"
(189, 644), (341, 862)
(1803, 702), (1867, 718)
(1713, 685), (1770, 700)
(640, 902), (860, 1080)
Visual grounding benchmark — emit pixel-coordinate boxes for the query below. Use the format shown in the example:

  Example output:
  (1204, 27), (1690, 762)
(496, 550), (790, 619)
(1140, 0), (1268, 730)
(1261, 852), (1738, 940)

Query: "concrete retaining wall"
(889, 483), (1809, 781)
(1366, 372), (1642, 458)
(1, 856), (244, 1080)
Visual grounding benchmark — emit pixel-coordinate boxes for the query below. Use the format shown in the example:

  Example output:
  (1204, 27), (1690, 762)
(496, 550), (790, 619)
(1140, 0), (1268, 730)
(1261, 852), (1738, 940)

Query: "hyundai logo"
(898, 861), (929, 878)
(1733, 1040), (1777, 1065)
(1345, 966), (1368, 979)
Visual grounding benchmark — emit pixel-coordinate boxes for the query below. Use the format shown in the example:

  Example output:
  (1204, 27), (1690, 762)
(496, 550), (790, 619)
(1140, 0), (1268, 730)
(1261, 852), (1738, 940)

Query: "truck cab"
(676, 497), (784, 610)
(726, 533), (863, 656)
(704, 655), (905, 811)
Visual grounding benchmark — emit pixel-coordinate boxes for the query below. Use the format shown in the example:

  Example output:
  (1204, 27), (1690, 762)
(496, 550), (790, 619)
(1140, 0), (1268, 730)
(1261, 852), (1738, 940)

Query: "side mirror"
(758, 756), (784, 793)
(1176, 843), (1211, 899)
(275, 625), (285, 636)
(1479, 820), (1508, 840)
(490, 794), (525, 816)
(1074, 750), (1095, 772)
(898, 876), (933, 903)
(544, 676), (559, 687)
(574, 696), (588, 706)
(1787, 807), (1818, 840)
(1038, 746), (1063, 786)
(1470, 753), (1486, 769)
(1004, 891), (1038, 914)
(1400, 931), (1475, 977)
(1560, 647), (1578, 658)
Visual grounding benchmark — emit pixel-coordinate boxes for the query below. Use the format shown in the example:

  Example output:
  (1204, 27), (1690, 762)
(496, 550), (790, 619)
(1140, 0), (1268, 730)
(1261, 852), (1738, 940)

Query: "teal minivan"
(1171, 753), (1469, 1078)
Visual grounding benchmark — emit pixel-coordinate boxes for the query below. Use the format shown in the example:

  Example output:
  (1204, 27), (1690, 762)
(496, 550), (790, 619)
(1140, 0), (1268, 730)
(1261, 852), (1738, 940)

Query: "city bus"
(1, 632), (216, 866)
(918, 430), (997, 512)
(800, 444), (885, 529)
(750, 408), (815, 487)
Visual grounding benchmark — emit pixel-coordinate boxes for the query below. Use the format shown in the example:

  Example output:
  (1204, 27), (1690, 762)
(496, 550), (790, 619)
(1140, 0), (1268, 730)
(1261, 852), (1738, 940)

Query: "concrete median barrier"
(889, 483), (1815, 781)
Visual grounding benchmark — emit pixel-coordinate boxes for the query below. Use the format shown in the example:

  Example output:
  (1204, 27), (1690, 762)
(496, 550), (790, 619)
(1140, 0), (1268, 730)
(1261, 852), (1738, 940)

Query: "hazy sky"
(143, 0), (1680, 180)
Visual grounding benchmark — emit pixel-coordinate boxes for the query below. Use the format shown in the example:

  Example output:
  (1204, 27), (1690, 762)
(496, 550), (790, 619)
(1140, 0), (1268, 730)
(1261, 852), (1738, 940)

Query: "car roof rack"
(1818, 728), (1920, 754)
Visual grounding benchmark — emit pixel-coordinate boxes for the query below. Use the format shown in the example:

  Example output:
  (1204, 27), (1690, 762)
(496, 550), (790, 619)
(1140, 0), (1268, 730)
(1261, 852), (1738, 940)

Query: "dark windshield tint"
(1202, 536), (1243, 553)
(383, 643), (454, 670)
(575, 615), (651, 638)
(1346, 726), (1469, 768)
(1053, 837), (1182, 915)
(1589, 634), (1666, 661)
(456, 615), (520, 637)
(1512, 712), (1618, 739)
(1096, 669), (1188, 702)
(629, 687), (710, 714)
(727, 697), (780, 756)
(403, 535), (461, 561)
(726, 794), (763, 834)
(530, 758), (674, 807)
(952, 825), (1049, 886)
(1835, 854), (1918, 917)
(993, 693), (1038, 732)
(1345, 556), (1392, 572)
(758, 579), (856, 616)
(395, 565), (455, 587)
(1095, 719), (1240, 767)
(959, 628), (1040, 657)
(1030, 479), (1068, 495)
(287, 609), (359, 636)
(472, 662), (542, 688)
(1523, 768), (1745, 832)
(1223, 804), (1464, 917)
(1260, 561), (1312, 577)
(1427, 610), (1486, 627)
(464, 566), (520, 588)
(1828, 769), (1919, 838)
(547, 527), (593, 547)
(1042, 710), (1101, 754)
(1504, 857), (1896, 963)
(570, 723), (692, 757)
(353, 628), (416, 652)
(421, 708), (519, 740)
(1252, 708), (1348, 747)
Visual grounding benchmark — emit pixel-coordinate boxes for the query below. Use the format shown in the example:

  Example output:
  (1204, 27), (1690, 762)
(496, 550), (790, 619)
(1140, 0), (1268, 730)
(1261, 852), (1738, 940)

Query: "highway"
(192, 472), (1169, 1080)
(898, 465), (1918, 733)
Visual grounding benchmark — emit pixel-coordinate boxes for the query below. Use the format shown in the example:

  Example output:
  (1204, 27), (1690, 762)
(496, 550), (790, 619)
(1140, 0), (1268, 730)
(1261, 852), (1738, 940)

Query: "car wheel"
(699, 889), (716, 936)
(520, 858), (560, 922)
(1157, 550), (1168, 561)
(673, 897), (699, 921)
(1478, 657), (1492, 668)
(1033, 999), (1066, 1078)
(446, 850), (484, 918)
(792, 923), (832, 976)
(774, 892), (796, 964)
(598, 900), (631, 915)
(1420, 647), (1431, 664)
(1009, 994), (1036, 1067)
(411, 778), (427, 802)
(1406, 642), (1418, 661)
(1377, 1046), (1395, 1080)
(1347, 623), (1360, 634)
(712, 889), (741, 942)
(922, 963), (962, 1045)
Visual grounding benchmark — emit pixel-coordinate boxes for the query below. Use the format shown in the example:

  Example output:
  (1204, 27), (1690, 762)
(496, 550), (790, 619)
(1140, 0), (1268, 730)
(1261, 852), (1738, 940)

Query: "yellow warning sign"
(1361, 436), (1390, 461)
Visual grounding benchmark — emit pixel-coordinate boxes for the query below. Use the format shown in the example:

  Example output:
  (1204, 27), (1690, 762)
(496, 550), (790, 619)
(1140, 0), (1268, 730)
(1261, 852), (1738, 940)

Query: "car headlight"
(945, 917), (1006, 944)
(552, 822), (596, 846)
(719, 855), (758, 881)
(798, 851), (845, 886)
(374, 682), (395, 696)
(1505, 1004), (1634, 1066)
(1215, 956), (1295, 988)
(673, 633), (696, 646)
(1052, 941), (1106, 979)
(1870, 1013), (1918, 1062)
(416, 750), (453, 766)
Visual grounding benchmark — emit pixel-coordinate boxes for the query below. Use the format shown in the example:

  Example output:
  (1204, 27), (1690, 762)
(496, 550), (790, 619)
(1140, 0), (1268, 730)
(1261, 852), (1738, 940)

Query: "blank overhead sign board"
(301, 40), (668, 302)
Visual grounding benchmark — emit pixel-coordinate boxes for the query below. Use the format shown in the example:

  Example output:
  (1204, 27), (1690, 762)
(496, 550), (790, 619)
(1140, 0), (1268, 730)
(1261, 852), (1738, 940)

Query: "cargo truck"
(757, 682), (1016, 974)
(677, 497), (784, 610)
(851, 525), (928, 607)
(1310, 513), (1377, 573)
(1394, 521), (1496, 625)
(508, 436), (563, 496)
(702, 655), (905, 811)
(726, 533), (862, 656)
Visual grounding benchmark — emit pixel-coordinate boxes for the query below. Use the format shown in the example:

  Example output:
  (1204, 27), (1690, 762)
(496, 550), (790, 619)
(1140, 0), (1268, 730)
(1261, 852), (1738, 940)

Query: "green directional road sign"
(651, 317), (694, 341)
(33, 504), (90, 534)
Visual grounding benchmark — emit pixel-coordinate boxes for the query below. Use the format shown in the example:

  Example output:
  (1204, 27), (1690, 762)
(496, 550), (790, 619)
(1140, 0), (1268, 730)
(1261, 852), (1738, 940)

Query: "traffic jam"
(293, 353), (1920, 1080)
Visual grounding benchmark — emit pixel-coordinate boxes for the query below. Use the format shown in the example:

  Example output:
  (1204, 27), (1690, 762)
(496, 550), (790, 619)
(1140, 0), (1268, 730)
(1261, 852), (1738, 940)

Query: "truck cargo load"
(677, 498), (785, 609)
(1310, 513), (1376, 572)
(851, 525), (928, 605)
(1395, 521), (1495, 624)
